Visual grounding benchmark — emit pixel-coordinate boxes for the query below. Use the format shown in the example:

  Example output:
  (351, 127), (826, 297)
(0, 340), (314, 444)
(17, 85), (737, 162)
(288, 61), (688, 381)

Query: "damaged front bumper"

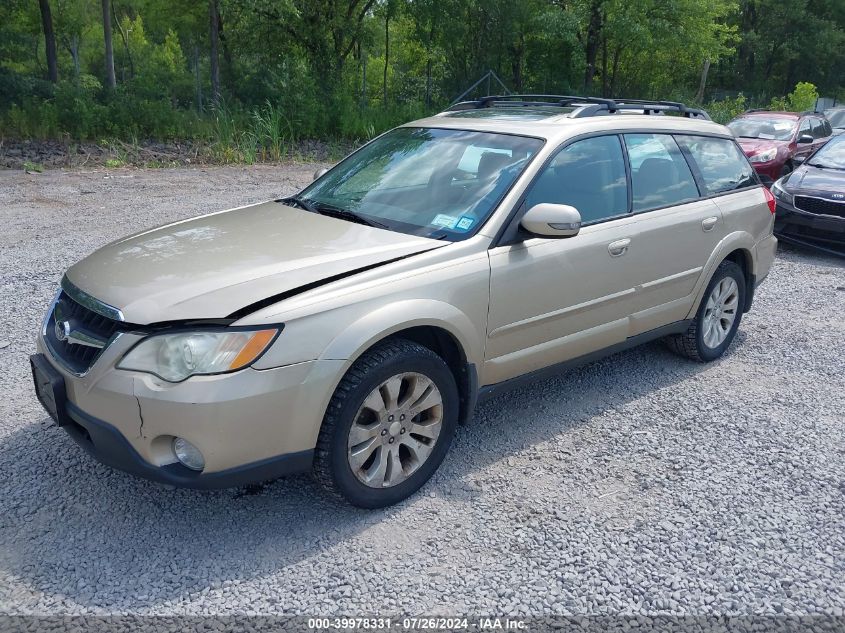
(32, 332), (344, 488)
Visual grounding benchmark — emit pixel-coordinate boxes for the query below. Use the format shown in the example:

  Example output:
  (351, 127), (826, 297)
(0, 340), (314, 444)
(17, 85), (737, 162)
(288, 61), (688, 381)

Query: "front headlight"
(771, 179), (793, 206)
(118, 328), (280, 382)
(749, 148), (778, 163)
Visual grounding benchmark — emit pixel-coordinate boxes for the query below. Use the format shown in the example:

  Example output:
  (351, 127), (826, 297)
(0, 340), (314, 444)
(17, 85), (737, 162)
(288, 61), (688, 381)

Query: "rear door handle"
(702, 216), (718, 232)
(608, 238), (631, 257)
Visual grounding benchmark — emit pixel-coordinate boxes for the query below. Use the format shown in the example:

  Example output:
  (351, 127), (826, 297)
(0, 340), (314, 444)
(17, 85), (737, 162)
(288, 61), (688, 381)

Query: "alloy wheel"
(347, 372), (444, 488)
(702, 277), (739, 349)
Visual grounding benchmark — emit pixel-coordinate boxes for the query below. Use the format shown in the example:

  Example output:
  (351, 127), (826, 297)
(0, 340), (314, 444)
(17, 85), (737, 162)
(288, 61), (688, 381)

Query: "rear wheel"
(667, 260), (746, 362)
(313, 339), (458, 508)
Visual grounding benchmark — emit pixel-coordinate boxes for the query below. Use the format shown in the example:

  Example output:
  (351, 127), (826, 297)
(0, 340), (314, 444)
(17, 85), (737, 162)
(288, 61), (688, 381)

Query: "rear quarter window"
(675, 135), (757, 195)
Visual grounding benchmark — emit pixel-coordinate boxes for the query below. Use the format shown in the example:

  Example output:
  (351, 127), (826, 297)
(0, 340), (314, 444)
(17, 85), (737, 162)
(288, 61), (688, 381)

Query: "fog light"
(172, 437), (205, 471)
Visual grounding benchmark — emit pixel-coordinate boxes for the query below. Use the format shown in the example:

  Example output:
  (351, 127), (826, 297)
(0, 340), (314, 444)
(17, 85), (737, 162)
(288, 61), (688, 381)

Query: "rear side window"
(525, 135), (627, 224)
(624, 134), (700, 212)
(823, 120), (833, 136)
(676, 135), (757, 194)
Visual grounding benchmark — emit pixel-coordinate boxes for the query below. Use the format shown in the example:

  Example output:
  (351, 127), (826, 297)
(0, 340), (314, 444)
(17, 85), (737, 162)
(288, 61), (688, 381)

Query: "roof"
(402, 107), (731, 143)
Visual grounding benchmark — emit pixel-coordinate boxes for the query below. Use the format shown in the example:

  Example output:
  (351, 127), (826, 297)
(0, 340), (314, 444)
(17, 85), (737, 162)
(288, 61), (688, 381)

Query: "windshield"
(299, 127), (543, 240)
(807, 135), (845, 169)
(825, 109), (845, 128)
(728, 117), (797, 141)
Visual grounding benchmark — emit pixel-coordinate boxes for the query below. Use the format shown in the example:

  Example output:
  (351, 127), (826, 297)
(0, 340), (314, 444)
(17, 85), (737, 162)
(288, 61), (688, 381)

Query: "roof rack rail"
(446, 94), (711, 120)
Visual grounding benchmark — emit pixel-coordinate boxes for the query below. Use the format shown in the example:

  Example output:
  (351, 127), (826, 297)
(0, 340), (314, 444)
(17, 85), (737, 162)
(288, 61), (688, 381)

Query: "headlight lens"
(749, 148), (778, 163)
(771, 178), (793, 206)
(118, 328), (279, 382)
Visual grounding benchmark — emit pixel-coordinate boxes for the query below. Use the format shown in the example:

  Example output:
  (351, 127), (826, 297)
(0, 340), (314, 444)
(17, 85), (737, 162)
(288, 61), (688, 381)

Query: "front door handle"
(702, 216), (718, 232)
(608, 238), (631, 257)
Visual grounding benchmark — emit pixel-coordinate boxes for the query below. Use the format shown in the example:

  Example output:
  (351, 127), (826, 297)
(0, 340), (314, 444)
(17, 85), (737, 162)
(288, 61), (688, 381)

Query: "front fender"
(320, 299), (484, 368)
(685, 231), (755, 319)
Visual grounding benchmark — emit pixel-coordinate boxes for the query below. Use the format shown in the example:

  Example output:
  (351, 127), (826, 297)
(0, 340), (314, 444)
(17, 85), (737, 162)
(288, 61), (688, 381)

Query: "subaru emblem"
(55, 320), (71, 342)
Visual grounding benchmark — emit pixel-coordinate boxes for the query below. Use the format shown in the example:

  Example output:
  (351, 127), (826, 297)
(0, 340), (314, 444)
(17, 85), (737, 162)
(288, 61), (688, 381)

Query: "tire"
(780, 162), (794, 178)
(313, 338), (459, 508)
(666, 260), (746, 362)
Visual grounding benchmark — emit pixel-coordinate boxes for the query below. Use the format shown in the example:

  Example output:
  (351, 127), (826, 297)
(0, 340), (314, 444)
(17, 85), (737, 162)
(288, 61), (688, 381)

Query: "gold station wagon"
(31, 96), (778, 507)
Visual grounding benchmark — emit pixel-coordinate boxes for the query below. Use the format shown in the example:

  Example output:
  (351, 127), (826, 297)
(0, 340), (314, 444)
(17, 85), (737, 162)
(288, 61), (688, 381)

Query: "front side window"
(624, 134), (700, 211)
(798, 119), (812, 138)
(728, 116), (798, 141)
(524, 135), (628, 224)
(676, 136), (757, 194)
(811, 118), (827, 139)
(301, 127), (542, 240)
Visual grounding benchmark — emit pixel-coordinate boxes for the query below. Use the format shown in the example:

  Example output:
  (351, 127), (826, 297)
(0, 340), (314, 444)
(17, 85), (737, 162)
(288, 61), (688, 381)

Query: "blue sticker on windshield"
(431, 214), (458, 228)
(455, 216), (475, 231)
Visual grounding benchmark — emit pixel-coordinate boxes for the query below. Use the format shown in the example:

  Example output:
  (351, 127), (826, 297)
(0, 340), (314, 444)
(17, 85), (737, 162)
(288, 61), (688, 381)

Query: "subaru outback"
(31, 95), (778, 508)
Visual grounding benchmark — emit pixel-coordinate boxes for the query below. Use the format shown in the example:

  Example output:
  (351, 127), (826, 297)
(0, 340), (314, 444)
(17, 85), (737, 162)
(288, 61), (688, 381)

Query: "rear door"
(677, 134), (769, 246)
(618, 133), (727, 336)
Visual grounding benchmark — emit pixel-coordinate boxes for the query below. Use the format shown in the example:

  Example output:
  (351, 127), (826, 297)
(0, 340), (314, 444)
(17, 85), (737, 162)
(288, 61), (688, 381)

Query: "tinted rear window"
(676, 136), (757, 195)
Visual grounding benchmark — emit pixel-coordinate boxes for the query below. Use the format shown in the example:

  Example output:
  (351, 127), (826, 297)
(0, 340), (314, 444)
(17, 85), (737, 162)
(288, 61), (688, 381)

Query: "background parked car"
(824, 107), (845, 135)
(771, 133), (845, 256)
(728, 110), (832, 182)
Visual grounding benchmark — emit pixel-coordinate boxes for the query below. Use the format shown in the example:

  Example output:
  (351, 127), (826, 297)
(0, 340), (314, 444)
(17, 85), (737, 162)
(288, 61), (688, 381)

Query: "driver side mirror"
(797, 133), (814, 144)
(313, 167), (329, 181)
(520, 203), (581, 238)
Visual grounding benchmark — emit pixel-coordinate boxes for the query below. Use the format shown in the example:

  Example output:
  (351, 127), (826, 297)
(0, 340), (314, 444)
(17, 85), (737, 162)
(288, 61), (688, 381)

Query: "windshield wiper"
(281, 195), (317, 213)
(313, 205), (389, 229)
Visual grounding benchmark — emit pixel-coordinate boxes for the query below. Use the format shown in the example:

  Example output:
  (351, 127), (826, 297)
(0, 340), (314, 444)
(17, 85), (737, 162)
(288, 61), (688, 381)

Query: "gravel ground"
(0, 166), (844, 619)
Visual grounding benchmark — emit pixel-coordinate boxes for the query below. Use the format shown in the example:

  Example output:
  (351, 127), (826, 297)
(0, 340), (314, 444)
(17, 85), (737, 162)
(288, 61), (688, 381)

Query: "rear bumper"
(774, 202), (845, 257)
(64, 400), (313, 489)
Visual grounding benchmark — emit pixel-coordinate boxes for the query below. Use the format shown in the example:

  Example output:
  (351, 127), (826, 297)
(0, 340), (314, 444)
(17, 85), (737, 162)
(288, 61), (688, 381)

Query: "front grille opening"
(44, 291), (123, 374)
(795, 196), (845, 218)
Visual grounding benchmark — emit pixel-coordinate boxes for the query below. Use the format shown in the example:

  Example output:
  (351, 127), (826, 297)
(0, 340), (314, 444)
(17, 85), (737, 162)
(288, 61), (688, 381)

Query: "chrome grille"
(44, 290), (123, 374)
(794, 196), (845, 218)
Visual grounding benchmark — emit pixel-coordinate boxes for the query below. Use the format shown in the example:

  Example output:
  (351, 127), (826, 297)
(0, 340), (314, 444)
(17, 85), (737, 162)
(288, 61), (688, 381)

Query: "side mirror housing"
(313, 167), (329, 181)
(520, 203), (581, 239)
(797, 133), (814, 144)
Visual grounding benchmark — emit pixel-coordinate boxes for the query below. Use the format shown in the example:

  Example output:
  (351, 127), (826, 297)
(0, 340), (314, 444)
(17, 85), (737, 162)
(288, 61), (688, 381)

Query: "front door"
(484, 134), (637, 385)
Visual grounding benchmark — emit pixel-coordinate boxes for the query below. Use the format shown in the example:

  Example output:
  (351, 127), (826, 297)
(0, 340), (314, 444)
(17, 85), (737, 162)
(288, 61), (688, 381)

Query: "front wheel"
(667, 260), (746, 362)
(313, 339), (459, 508)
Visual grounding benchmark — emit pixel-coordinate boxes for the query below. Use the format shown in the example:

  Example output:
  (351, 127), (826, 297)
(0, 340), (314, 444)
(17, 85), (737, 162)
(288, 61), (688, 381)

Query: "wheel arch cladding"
(687, 233), (755, 319)
(322, 311), (479, 426)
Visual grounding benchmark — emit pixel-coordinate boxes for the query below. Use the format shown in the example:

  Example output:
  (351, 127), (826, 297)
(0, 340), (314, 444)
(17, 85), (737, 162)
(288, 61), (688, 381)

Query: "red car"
(727, 111), (832, 182)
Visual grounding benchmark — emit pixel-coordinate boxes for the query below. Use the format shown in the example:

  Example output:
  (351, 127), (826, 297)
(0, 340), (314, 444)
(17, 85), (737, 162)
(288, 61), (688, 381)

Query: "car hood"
(784, 165), (845, 194)
(65, 201), (442, 324)
(737, 138), (788, 156)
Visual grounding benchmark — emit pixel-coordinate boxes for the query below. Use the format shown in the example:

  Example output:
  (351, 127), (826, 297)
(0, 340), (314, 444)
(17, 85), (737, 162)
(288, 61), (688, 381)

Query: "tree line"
(1, 0), (843, 144)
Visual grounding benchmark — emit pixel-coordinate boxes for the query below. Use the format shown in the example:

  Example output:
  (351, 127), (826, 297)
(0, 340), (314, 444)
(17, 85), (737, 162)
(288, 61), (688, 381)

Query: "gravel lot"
(0, 166), (843, 619)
